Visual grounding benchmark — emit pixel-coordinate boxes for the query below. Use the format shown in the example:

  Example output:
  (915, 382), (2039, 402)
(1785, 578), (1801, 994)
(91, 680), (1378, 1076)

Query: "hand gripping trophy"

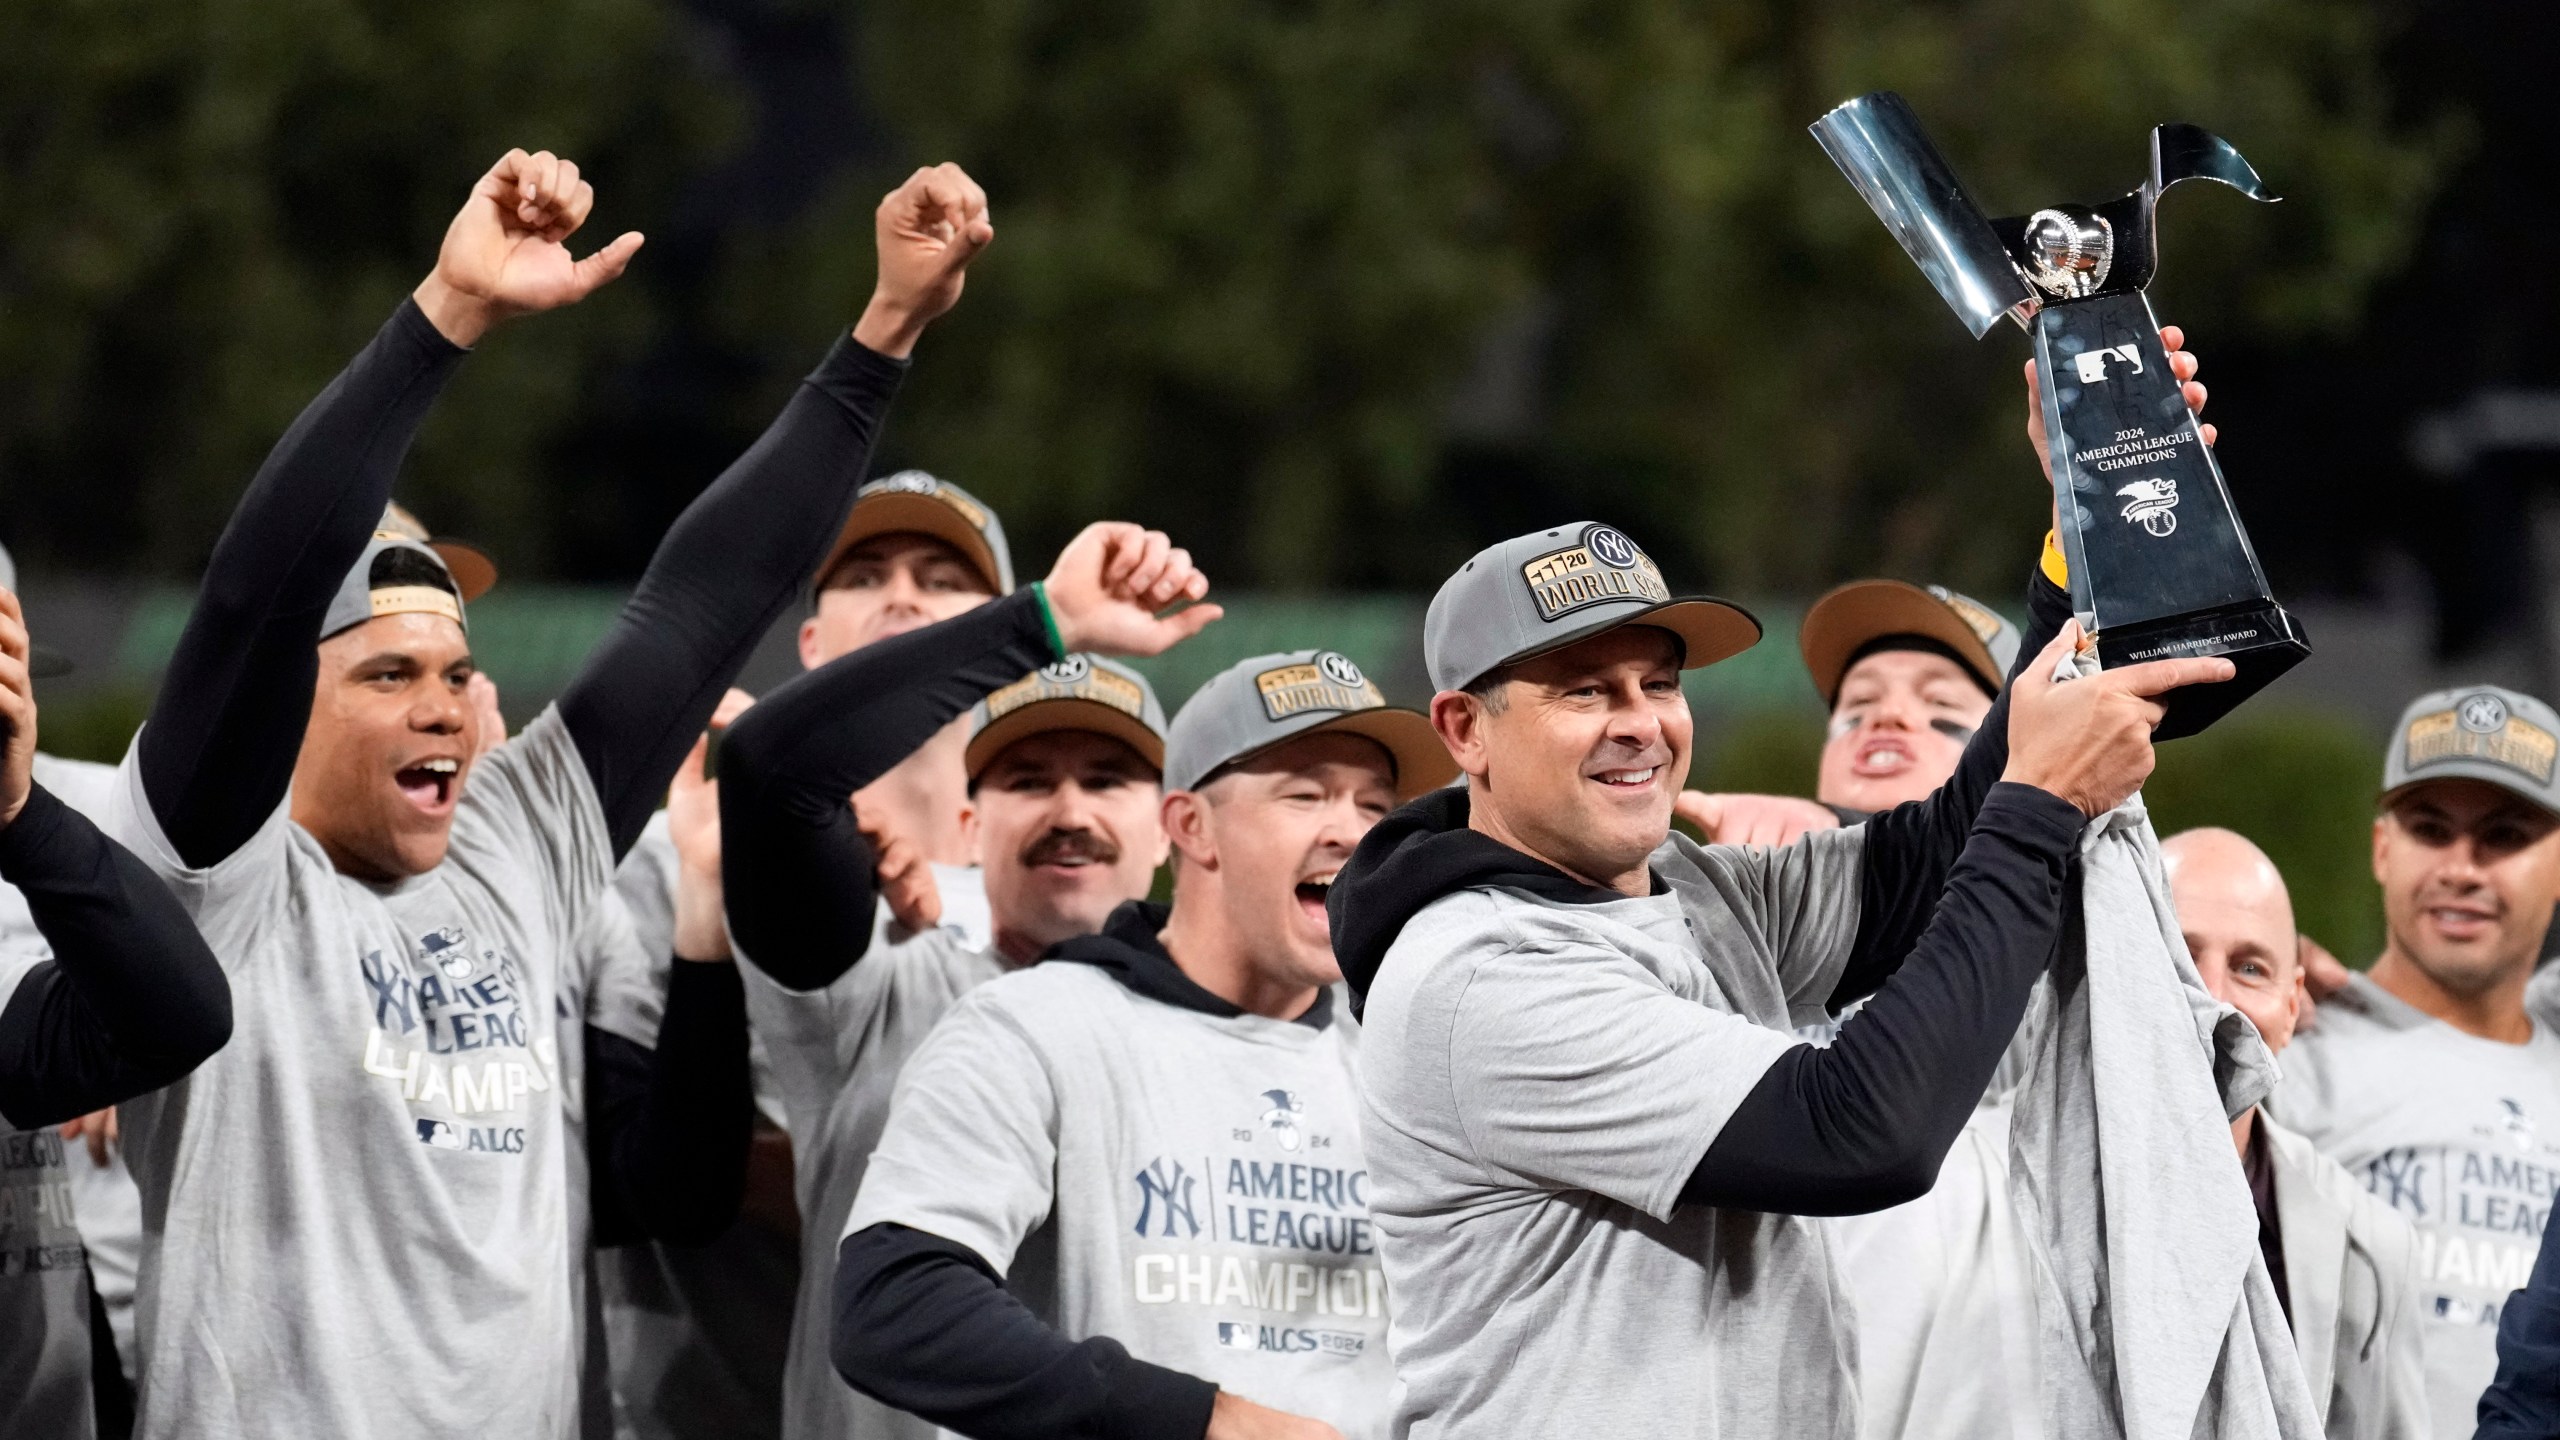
(1812, 92), (2309, 739)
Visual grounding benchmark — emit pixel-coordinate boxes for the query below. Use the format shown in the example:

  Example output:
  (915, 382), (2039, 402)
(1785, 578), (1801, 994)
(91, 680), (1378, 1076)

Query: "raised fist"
(1040, 522), (1223, 658)
(853, 163), (995, 359)
(413, 149), (646, 347)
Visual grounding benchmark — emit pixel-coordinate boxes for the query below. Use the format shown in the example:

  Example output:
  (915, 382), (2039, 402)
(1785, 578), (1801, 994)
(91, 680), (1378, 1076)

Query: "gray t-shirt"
(849, 961), (1392, 1438)
(0, 754), (149, 1440)
(1354, 829), (1868, 1440)
(739, 862), (1004, 1440)
(0, 956), (95, 1440)
(2267, 973), (2560, 1440)
(103, 707), (616, 1440)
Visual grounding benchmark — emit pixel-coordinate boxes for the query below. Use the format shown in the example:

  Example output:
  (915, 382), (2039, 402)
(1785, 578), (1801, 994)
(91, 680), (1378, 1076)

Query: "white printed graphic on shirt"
(356, 925), (558, 1153)
(1127, 1084), (1383, 1359)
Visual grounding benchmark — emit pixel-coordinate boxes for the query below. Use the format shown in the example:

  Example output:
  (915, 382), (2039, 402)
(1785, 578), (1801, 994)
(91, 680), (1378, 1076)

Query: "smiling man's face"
(975, 729), (1168, 960)
(1817, 648), (1992, 814)
(2374, 778), (2560, 998)
(292, 612), (480, 882)
(1443, 626), (1690, 895)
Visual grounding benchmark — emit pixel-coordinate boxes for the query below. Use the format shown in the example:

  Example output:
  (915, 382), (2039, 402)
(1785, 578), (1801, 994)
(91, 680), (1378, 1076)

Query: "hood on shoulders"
(1326, 786), (1624, 1016)
(1048, 901), (1333, 1030)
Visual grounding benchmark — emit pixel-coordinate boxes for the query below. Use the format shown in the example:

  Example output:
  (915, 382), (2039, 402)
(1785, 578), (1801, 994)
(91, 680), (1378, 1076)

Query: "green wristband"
(1030, 581), (1068, 661)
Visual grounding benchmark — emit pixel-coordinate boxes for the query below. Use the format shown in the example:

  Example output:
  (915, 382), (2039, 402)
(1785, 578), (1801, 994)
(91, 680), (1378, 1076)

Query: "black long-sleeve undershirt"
(835, 1225), (1217, 1440)
(140, 300), (464, 868)
(0, 784), (233, 1127)
(1684, 570), (2082, 1214)
(720, 588), (1057, 991)
(138, 298), (908, 868)
(584, 958), (755, 1247)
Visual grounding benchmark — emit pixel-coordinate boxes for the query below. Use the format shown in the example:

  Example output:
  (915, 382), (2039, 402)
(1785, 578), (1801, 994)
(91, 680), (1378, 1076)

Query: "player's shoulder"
(959, 956), (1129, 1021)
(2264, 1116), (2419, 1262)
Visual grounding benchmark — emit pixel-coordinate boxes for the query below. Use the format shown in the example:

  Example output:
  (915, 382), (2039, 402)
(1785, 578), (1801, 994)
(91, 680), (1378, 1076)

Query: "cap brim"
(29, 646), (72, 680)
(966, 699), (1166, 783)
(817, 494), (1005, 596)
(428, 540), (499, 603)
(1501, 597), (1762, 680)
(2381, 772), (2560, 820)
(1210, 709), (1459, 804)
(1799, 580), (2002, 706)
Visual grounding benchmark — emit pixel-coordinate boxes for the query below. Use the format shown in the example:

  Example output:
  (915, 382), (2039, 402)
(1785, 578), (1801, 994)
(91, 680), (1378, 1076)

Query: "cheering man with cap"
(718, 518), (1212, 1440)
(1327, 511), (2232, 1439)
(2267, 684), (2560, 1438)
(99, 150), (991, 1438)
(588, 464), (1018, 1440)
(834, 644), (1452, 1440)
(1678, 579), (2019, 847)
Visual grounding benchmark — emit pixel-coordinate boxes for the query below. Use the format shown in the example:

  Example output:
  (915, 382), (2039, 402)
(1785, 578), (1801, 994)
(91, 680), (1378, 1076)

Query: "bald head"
(2162, 827), (2304, 1054)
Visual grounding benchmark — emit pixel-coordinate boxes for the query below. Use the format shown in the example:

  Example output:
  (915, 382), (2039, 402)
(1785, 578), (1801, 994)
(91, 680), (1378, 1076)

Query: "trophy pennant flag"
(1811, 92), (2309, 740)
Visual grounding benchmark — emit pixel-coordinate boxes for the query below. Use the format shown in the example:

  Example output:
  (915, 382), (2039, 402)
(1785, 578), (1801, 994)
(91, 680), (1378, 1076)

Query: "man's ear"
(797, 616), (825, 671)
(2371, 814), (2390, 886)
(956, 799), (979, 865)
(1430, 691), (1492, 782)
(1161, 788), (1214, 870)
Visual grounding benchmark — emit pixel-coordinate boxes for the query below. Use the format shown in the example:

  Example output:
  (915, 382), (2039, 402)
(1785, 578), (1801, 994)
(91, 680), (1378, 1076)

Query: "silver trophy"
(1811, 91), (2308, 739)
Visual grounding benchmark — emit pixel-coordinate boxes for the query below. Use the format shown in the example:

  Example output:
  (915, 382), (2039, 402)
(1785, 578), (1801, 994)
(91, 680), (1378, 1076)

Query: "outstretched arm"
(0, 597), (231, 1124)
(720, 524), (1219, 991)
(556, 165), (993, 859)
(1825, 326), (2214, 1010)
(1685, 632), (2235, 1215)
(138, 150), (641, 867)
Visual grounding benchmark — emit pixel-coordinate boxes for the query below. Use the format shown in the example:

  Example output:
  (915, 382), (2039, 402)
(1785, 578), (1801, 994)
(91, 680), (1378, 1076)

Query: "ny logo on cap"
(1519, 526), (1669, 624)
(985, 656), (1147, 721)
(2406, 693), (2558, 785)
(1255, 652), (1383, 721)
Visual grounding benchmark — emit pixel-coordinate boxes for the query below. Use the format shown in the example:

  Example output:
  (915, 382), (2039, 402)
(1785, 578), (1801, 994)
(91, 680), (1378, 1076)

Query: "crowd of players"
(7, 147), (2560, 1440)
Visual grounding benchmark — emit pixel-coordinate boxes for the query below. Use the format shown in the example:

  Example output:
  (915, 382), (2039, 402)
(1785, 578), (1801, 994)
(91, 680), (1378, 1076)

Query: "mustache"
(1020, 827), (1120, 867)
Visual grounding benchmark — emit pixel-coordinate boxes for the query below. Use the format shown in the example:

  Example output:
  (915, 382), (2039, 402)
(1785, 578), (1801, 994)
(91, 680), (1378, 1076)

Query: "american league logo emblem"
(2116, 476), (2179, 537)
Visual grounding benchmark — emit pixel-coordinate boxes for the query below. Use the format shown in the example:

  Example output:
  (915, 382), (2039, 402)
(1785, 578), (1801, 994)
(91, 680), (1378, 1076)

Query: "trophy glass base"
(2090, 600), (2311, 742)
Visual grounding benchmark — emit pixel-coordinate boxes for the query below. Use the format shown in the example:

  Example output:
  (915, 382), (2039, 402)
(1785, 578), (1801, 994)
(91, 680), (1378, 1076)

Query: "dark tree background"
(1, 0), (2457, 602)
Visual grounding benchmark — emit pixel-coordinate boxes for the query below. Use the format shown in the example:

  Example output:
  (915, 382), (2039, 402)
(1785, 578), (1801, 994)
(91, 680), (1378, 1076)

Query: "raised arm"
(556, 165), (992, 858)
(720, 524), (1220, 991)
(1826, 325), (2215, 1010)
(0, 595), (231, 1124)
(138, 149), (642, 867)
(1684, 632), (2235, 1215)
(588, 703), (755, 1246)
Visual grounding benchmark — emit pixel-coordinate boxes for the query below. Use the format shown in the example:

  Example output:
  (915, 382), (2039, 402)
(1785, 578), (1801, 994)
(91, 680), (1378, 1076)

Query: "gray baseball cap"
(322, 532), (471, 641)
(2382, 685), (2560, 816)
(815, 470), (1014, 598)
(0, 542), (71, 679)
(1165, 650), (1456, 802)
(1798, 580), (2021, 705)
(1424, 521), (1760, 693)
(965, 654), (1168, 784)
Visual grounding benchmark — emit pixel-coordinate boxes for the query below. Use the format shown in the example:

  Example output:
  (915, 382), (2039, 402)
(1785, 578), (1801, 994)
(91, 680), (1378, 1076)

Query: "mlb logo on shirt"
(416, 1119), (463, 1150)
(1216, 1321), (1259, 1351)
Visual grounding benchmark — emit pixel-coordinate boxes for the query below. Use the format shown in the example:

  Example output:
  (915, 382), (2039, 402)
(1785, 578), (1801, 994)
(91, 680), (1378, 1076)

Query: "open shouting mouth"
(394, 756), (463, 816)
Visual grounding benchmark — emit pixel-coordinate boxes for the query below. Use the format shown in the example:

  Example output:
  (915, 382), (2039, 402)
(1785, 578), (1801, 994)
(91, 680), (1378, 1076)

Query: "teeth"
(419, 759), (459, 774)
(1597, 768), (1657, 785)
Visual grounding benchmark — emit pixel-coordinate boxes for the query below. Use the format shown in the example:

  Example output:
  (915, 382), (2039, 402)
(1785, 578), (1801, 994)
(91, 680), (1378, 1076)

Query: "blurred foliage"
(0, 0), (738, 578)
(1687, 703), (2387, 965)
(755, 0), (2451, 597)
(0, 0), (2449, 604)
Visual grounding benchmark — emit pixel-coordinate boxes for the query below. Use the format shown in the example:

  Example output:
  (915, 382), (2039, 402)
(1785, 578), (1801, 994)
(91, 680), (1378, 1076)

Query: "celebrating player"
(836, 646), (1450, 1440)
(98, 149), (985, 1437)
(2267, 684), (2560, 1438)
(716, 518), (1196, 1440)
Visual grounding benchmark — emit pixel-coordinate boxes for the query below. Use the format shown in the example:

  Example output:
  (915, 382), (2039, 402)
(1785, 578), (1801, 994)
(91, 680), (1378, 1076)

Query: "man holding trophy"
(1329, 94), (2320, 1440)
